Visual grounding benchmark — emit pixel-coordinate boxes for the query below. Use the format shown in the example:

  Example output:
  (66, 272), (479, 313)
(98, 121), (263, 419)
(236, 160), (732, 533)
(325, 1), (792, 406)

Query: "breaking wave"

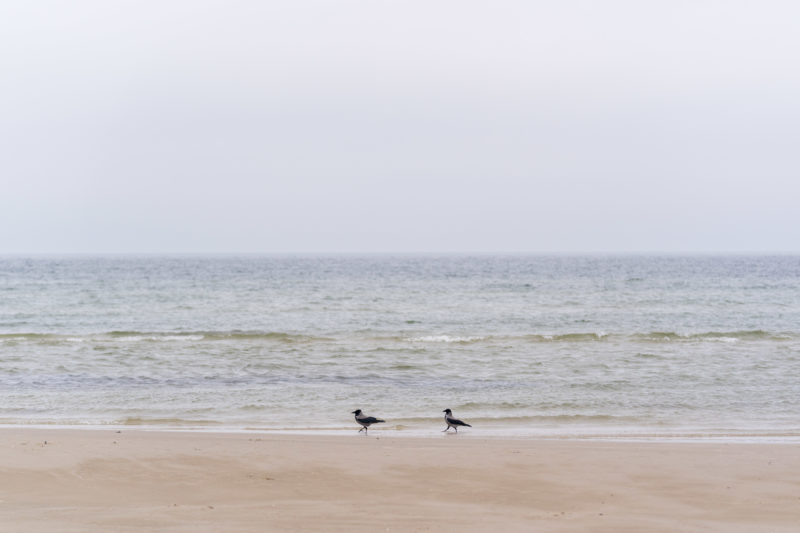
(406, 335), (488, 343)
(0, 330), (330, 344)
(1, 329), (794, 346)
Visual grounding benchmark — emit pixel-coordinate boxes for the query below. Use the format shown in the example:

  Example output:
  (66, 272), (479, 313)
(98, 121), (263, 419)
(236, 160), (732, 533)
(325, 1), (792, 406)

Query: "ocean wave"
(407, 335), (488, 343)
(389, 364), (421, 371)
(392, 414), (637, 424)
(0, 330), (331, 344)
(110, 330), (326, 342)
(507, 330), (793, 343)
(516, 330), (794, 343)
(119, 416), (221, 426)
(522, 332), (611, 342)
(478, 414), (637, 423)
(0, 329), (796, 346)
(197, 331), (331, 342)
(456, 401), (529, 410)
(632, 330), (786, 342)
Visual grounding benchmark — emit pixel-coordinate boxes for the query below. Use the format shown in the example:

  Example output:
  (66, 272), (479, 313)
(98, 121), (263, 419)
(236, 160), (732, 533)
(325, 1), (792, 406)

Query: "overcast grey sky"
(2, 1), (799, 253)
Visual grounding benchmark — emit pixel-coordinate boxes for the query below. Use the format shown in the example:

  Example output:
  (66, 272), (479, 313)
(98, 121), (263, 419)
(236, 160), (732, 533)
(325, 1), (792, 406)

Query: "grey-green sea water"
(1, 255), (799, 439)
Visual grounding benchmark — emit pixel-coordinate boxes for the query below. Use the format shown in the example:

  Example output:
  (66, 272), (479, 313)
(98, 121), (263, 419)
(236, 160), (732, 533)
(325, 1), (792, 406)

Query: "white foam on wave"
(707, 337), (740, 343)
(109, 335), (205, 343)
(160, 335), (204, 342)
(408, 335), (487, 343)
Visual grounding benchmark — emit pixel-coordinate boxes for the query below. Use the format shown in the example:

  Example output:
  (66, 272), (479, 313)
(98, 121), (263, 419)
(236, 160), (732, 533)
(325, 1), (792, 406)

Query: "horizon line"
(2, 250), (799, 257)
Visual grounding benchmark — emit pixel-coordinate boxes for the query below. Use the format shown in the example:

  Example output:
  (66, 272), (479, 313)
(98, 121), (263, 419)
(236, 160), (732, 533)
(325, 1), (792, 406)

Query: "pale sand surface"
(1, 429), (799, 532)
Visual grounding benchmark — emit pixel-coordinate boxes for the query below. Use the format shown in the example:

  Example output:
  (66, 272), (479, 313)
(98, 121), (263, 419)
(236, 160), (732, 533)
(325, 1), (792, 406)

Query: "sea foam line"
(407, 335), (488, 343)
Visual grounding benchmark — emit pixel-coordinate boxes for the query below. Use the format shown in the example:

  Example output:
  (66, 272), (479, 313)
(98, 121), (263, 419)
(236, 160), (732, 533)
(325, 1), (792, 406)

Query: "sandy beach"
(1, 429), (798, 532)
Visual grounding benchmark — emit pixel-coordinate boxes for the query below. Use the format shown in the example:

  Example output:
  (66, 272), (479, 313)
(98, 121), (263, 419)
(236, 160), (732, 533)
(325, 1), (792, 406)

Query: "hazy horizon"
(3, 251), (799, 258)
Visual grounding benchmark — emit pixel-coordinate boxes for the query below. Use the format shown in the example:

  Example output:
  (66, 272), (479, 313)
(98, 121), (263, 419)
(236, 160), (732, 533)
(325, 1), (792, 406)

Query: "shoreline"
(3, 428), (799, 532)
(3, 423), (800, 444)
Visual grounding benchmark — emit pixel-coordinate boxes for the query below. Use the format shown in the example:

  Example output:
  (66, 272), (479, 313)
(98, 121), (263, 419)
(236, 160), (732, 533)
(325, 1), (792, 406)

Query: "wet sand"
(1, 428), (799, 532)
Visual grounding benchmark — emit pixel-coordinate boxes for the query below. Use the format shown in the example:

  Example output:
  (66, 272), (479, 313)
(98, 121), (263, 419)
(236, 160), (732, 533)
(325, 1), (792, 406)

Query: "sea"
(1, 254), (798, 441)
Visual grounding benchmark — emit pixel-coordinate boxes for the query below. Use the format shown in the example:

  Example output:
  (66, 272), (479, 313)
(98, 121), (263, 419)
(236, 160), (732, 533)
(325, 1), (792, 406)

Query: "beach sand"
(1, 429), (798, 532)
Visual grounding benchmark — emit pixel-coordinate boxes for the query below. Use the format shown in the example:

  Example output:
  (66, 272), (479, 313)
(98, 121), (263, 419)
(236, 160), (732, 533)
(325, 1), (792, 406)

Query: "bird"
(351, 409), (385, 434)
(443, 408), (472, 433)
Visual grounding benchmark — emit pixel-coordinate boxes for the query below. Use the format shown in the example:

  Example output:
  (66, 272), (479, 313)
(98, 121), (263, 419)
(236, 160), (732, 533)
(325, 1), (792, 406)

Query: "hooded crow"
(443, 408), (472, 433)
(352, 409), (385, 434)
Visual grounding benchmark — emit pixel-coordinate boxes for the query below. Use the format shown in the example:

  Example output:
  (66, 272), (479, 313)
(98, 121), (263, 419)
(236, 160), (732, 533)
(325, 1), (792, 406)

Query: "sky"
(2, 0), (799, 254)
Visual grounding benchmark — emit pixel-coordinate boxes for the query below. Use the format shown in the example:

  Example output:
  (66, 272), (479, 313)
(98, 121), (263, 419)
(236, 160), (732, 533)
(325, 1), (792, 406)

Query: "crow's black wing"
(448, 416), (471, 427)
